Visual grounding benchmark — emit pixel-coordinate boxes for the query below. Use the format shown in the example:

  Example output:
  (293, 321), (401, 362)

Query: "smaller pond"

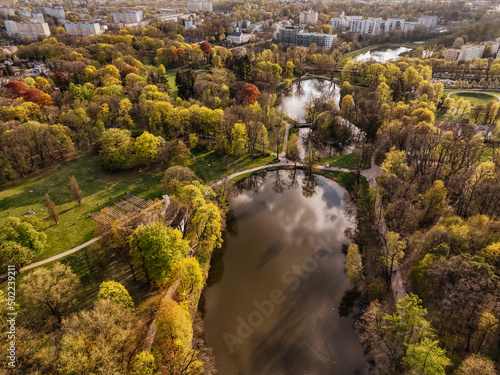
(354, 46), (412, 63)
(278, 79), (340, 123)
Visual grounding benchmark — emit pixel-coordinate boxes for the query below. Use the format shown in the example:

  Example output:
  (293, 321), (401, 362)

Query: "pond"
(278, 78), (340, 123)
(354, 46), (412, 63)
(203, 170), (369, 375)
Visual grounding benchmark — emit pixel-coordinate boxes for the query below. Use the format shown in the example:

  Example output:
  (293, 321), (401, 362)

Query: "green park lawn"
(165, 70), (178, 98)
(188, 149), (277, 183)
(448, 92), (499, 107)
(0, 153), (162, 261)
(321, 152), (371, 170)
(0, 147), (278, 261)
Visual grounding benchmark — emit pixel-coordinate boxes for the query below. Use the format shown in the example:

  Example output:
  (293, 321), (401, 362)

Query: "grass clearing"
(0, 153), (162, 261)
(188, 149), (277, 183)
(321, 151), (372, 170)
(449, 92), (499, 107)
(165, 71), (178, 98)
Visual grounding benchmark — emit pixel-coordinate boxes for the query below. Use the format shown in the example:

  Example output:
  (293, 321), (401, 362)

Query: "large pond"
(203, 170), (368, 375)
(354, 46), (412, 63)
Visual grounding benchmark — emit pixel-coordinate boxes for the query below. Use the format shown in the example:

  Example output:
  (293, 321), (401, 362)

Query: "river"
(203, 171), (368, 375)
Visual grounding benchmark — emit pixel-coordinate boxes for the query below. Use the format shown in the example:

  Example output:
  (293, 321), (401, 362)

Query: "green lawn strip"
(449, 92), (499, 106)
(165, 71), (178, 98)
(312, 168), (369, 194)
(342, 44), (386, 60)
(187, 149), (276, 183)
(321, 152), (371, 170)
(0, 153), (162, 261)
(288, 126), (299, 140)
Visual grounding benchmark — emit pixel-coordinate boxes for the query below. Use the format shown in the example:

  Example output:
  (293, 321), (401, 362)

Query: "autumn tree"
(129, 351), (156, 375)
(135, 131), (160, 166)
(20, 262), (79, 323)
(160, 166), (201, 194)
(455, 354), (497, 375)
(231, 122), (248, 157)
(346, 243), (363, 287)
(97, 281), (134, 311)
(45, 193), (59, 224)
(69, 176), (83, 205)
(170, 258), (204, 305)
(241, 83), (260, 105)
(403, 338), (451, 375)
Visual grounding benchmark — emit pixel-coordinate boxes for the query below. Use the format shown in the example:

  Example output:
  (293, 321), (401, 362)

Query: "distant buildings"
(112, 10), (143, 25)
(275, 26), (336, 48)
(227, 29), (253, 44)
(299, 11), (318, 25)
(442, 44), (486, 61)
(348, 17), (405, 35)
(0, 7), (15, 18)
(330, 17), (346, 31)
(4, 20), (51, 40)
(44, 7), (65, 21)
(458, 44), (485, 60)
(65, 23), (103, 37)
(331, 14), (436, 35)
(483, 39), (500, 56)
(31, 13), (45, 23)
(418, 16), (438, 31)
(187, 1), (213, 12)
(442, 48), (460, 61)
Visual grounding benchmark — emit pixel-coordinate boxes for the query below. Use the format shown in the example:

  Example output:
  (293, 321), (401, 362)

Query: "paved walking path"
(21, 234), (106, 272)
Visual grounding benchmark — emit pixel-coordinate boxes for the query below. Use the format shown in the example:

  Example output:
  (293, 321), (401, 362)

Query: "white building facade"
(5, 20), (51, 39)
(65, 23), (103, 37)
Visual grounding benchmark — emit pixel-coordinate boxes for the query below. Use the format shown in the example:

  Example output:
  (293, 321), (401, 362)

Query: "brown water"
(203, 170), (368, 375)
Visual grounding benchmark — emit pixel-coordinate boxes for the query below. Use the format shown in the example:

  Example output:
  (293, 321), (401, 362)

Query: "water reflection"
(354, 46), (412, 63)
(203, 170), (368, 375)
(278, 79), (340, 123)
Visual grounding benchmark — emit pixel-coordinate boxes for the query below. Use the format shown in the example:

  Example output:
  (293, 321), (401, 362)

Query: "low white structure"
(112, 10), (143, 25)
(227, 30), (253, 44)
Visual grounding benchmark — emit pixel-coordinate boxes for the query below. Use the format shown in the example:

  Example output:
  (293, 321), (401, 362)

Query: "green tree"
(20, 262), (79, 323)
(285, 60), (295, 79)
(175, 70), (196, 100)
(1, 217), (46, 270)
(129, 351), (156, 375)
(160, 166), (201, 194)
(99, 128), (135, 170)
(135, 131), (160, 166)
(346, 243), (363, 286)
(231, 122), (248, 157)
(69, 176), (83, 205)
(59, 299), (137, 375)
(286, 133), (300, 166)
(341, 94), (355, 120)
(170, 258), (204, 304)
(128, 223), (190, 284)
(403, 338), (451, 375)
(97, 281), (134, 311)
(382, 231), (406, 279)
(189, 133), (199, 149)
(418, 180), (447, 225)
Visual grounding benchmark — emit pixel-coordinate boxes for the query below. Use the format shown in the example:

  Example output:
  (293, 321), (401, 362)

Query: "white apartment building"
(458, 44), (485, 61)
(350, 18), (370, 34)
(4, 20), (51, 40)
(299, 11), (318, 25)
(385, 19), (405, 32)
(31, 13), (45, 23)
(418, 16), (438, 31)
(0, 7), (15, 17)
(187, 1), (213, 12)
(44, 7), (65, 20)
(112, 11), (143, 24)
(330, 17), (346, 31)
(403, 22), (422, 33)
(65, 23), (103, 37)
(483, 39), (500, 56)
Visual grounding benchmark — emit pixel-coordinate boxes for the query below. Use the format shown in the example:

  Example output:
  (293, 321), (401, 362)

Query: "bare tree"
(69, 176), (84, 205)
(45, 194), (59, 224)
